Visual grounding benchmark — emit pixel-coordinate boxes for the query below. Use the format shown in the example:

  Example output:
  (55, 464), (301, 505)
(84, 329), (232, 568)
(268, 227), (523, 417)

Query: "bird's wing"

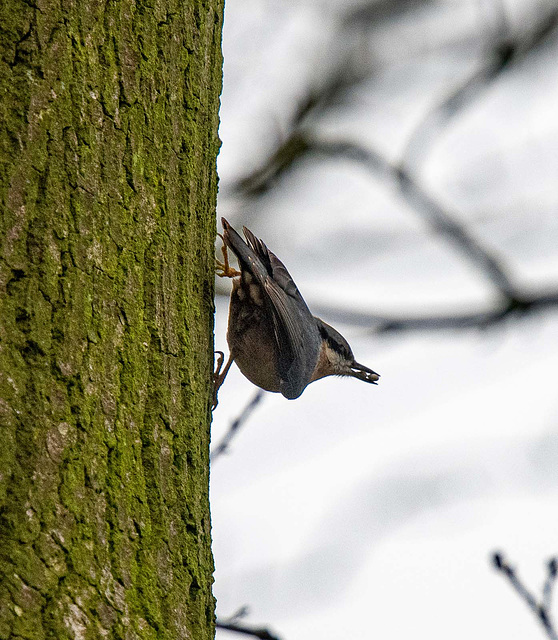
(222, 219), (319, 399)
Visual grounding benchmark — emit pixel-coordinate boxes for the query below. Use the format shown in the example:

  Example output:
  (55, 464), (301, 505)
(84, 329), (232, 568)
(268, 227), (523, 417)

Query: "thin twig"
(543, 558), (558, 612)
(211, 390), (265, 461)
(216, 620), (282, 640)
(492, 553), (558, 640)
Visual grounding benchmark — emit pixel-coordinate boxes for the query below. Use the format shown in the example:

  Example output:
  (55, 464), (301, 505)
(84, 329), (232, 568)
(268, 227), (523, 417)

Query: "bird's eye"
(329, 337), (352, 360)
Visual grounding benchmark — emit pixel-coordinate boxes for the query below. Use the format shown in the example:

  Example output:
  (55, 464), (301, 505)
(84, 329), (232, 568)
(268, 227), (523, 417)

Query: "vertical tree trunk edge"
(0, 1), (223, 638)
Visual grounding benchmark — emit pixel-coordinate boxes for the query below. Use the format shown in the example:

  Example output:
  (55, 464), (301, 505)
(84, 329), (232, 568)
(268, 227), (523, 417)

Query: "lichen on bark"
(0, 1), (223, 638)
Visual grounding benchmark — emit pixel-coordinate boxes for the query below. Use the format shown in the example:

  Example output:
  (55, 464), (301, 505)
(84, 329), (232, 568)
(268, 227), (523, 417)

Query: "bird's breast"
(227, 280), (282, 393)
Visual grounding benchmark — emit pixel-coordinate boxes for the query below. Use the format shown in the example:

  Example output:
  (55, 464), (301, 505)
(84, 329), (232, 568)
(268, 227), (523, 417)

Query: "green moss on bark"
(0, 0), (222, 637)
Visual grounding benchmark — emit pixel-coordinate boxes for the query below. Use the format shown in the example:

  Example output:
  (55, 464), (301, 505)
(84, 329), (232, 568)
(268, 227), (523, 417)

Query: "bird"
(213, 218), (379, 406)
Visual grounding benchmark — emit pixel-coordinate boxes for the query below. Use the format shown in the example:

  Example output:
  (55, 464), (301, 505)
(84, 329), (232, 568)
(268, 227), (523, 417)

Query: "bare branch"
(217, 1), (558, 350)
(543, 558), (558, 612)
(211, 390), (265, 461)
(311, 288), (558, 334)
(492, 552), (558, 640)
(234, 133), (310, 197)
(343, 0), (432, 27)
(230, 2), (558, 200)
(402, 3), (558, 169)
(216, 286), (558, 334)
(311, 138), (521, 300)
(216, 620), (282, 640)
(227, 128), (524, 302)
(232, 60), (371, 198)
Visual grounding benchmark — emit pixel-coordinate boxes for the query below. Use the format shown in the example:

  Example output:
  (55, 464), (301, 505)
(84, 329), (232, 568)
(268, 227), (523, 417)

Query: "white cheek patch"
(325, 345), (341, 367)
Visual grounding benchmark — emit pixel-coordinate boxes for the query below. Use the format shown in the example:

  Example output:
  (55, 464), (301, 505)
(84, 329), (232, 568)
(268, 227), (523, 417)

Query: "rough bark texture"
(0, 0), (222, 638)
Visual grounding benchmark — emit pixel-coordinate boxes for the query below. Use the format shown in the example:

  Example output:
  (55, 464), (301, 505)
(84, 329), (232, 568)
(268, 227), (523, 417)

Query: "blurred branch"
(311, 138), (521, 300)
(343, 0), (430, 27)
(216, 284), (558, 334)
(232, 1), (558, 198)
(218, 1), (558, 332)
(401, 54), (512, 170)
(234, 133), (310, 197)
(492, 553), (558, 640)
(395, 162), (517, 300)
(215, 606), (283, 638)
(211, 390), (265, 461)
(311, 289), (558, 334)
(232, 129), (521, 300)
(544, 559), (558, 613)
(233, 60), (372, 198)
(216, 620), (282, 640)
(402, 2), (558, 169)
(220, 133), (558, 334)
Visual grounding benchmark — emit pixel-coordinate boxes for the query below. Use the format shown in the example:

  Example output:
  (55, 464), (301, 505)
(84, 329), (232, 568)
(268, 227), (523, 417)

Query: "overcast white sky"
(211, 1), (558, 638)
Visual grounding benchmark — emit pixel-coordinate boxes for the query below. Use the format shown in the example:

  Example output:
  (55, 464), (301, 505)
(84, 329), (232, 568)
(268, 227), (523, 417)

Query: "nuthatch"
(214, 218), (379, 406)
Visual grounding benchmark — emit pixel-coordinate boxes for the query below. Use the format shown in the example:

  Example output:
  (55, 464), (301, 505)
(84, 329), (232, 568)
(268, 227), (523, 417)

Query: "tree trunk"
(0, 1), (222, 638)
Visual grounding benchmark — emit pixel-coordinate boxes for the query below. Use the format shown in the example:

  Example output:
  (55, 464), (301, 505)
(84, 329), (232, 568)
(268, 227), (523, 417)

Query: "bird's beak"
(350, 362), (380, 384)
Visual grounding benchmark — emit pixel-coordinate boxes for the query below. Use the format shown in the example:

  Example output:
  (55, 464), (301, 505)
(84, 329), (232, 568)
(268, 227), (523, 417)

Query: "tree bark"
(0, 1), (222, 638)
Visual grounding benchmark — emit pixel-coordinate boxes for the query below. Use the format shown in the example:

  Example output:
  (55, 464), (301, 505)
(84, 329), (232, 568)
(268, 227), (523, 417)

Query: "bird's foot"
(216, 235), (241, 278)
